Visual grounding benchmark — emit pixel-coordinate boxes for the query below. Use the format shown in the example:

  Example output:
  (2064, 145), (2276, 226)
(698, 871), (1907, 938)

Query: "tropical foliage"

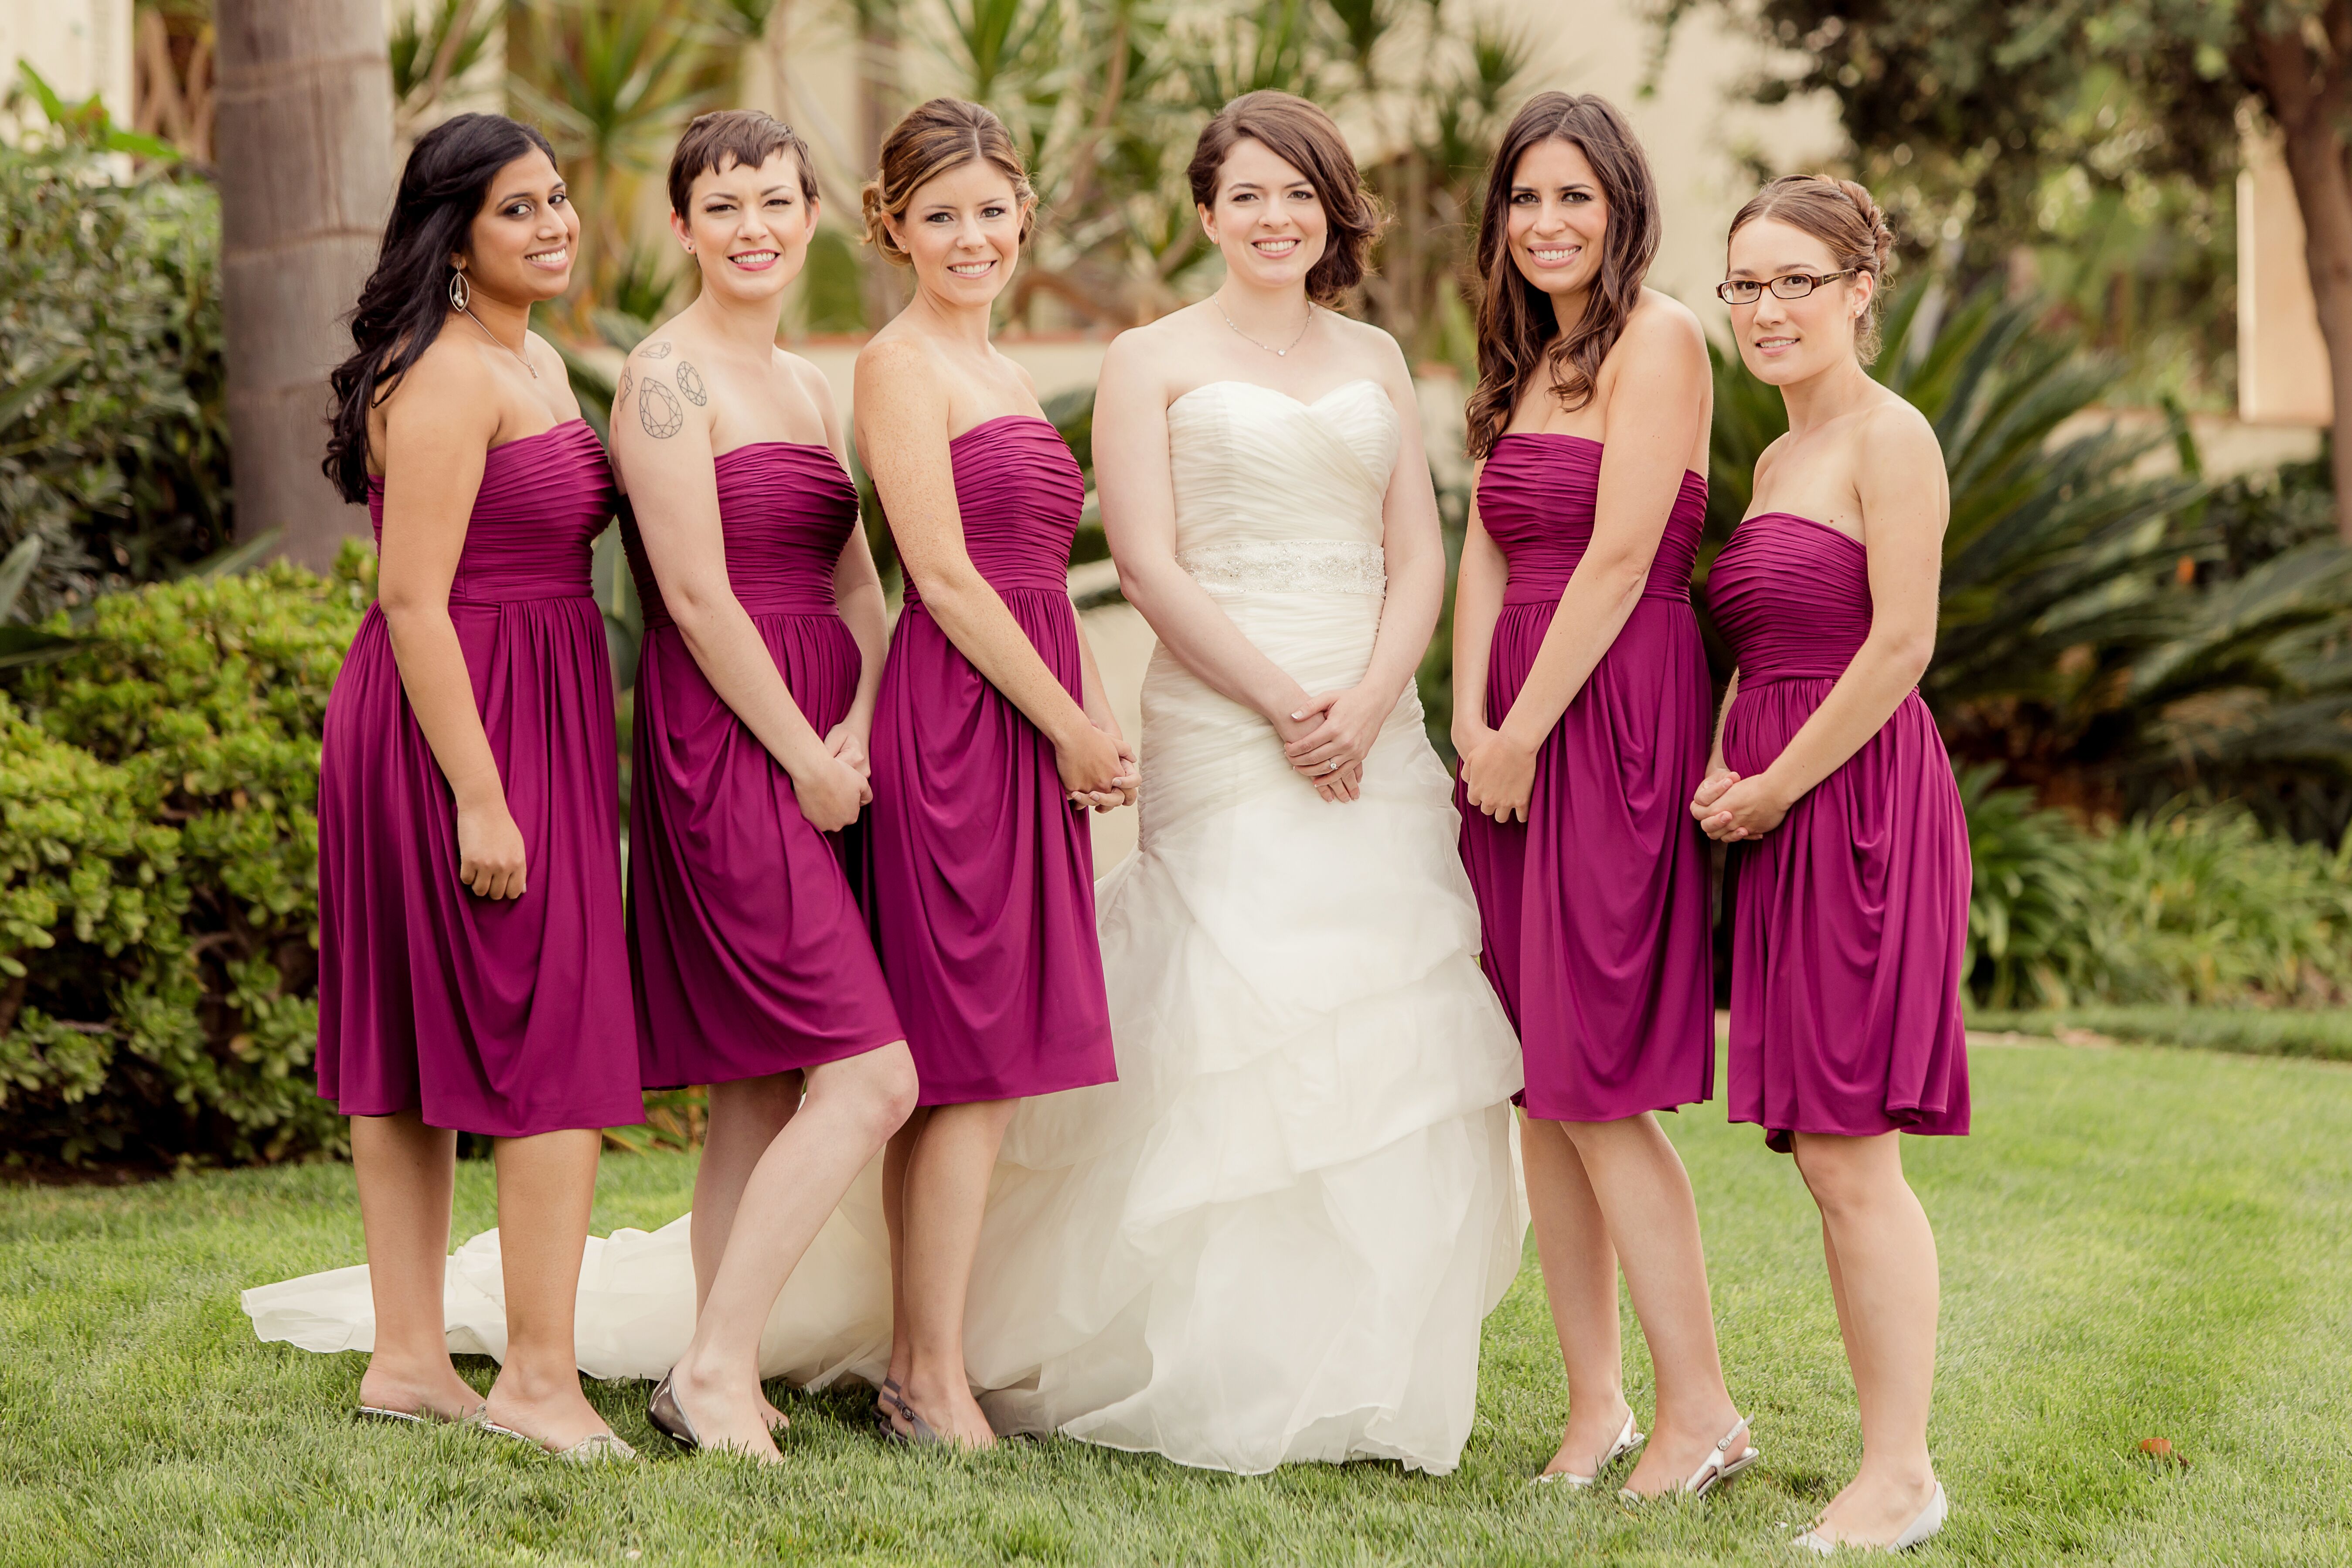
(1701, 282), (2352, 839)
(0, 86), (230, 620)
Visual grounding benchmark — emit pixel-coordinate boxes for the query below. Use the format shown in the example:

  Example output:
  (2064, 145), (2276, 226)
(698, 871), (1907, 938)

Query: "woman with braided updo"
(1696, 173), (1967, 1553)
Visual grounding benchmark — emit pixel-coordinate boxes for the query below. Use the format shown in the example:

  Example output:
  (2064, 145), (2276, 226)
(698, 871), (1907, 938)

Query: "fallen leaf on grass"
(2139, 1437), (2190, 1468)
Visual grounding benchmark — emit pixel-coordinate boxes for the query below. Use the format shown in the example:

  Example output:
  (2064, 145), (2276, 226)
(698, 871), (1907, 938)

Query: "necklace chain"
(459, 303), (538, 379)
(1213, 291), (1314, 357)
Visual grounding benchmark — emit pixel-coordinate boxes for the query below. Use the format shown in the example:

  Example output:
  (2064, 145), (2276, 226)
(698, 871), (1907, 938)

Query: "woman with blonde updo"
(1695, 173), (1966, 1551)
(854, 96), (1136, 1449)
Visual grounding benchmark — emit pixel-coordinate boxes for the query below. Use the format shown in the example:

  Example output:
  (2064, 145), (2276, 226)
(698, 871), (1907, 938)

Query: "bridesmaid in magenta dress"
(1692, 175), (1964, 1553)
(853, 99), (1133, 1448)
(315, 114), (634, 1459)
(1451, 94), (1752, 1497)
(607, 113), (917, 1464)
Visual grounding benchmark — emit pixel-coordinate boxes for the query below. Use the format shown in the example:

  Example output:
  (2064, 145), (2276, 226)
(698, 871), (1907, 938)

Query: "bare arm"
(374, 355), (523, 899)
(1696, 403), (1949, 840)
(809, 361), (887, 767)
(854, 340), (1125, 799)
(1448, 480), (1505, 757)
(1461, 309), (1709, 823)
(1095, 335), (1316, 724)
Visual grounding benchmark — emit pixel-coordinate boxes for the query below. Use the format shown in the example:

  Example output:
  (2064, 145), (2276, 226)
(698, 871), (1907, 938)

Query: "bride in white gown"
(245, 92), (1522, 1475)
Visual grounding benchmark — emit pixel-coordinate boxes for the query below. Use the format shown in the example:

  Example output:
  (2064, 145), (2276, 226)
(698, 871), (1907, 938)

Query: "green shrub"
(0, 139), (232, 615)
(1963, 775), (2352, 1010)
(0, 552), (370, 1165)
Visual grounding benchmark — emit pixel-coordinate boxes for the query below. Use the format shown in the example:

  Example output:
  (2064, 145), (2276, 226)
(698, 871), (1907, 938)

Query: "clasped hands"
(1057, 719), (1141, 813)
(1280, 686), (1383, 803)
(790, 722), (877, 833)
(1687, 766), (1790, 842)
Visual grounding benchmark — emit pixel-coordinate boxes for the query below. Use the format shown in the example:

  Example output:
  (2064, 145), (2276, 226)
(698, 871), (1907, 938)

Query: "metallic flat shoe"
(647, 1371), (699, 1452)
(1532, 1409), (1644, 1487)
(355, 1401), (487, 1427)
(480, 1418), (638, 1462)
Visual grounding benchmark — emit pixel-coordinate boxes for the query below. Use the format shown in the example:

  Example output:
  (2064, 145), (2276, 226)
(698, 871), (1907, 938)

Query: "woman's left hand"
(1283, 686), (1385, 785)
(825, 722), (871, 780)
(1458, 728), (1537, 824)
(1693, 772), (1790, 842)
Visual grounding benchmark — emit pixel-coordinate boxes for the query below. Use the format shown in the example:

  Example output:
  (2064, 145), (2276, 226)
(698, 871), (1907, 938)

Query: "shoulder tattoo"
(638, 377), (683, 438)
(639, 340), (674, 361)
(677, 360), (708, 407)
(614, 367), (633, 408)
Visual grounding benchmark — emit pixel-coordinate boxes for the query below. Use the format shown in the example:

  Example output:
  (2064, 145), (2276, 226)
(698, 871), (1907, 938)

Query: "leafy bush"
(0, 552), (370, 1165)
(1963, 775), (2352, 1010)
(0, 138), (232, 615)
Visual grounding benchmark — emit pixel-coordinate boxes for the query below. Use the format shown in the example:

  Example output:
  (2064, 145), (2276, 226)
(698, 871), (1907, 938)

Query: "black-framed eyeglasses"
(1715, 269), (1858, 305)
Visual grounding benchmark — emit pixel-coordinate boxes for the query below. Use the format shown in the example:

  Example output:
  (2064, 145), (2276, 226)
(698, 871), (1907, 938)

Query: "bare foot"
(666, 1359), (783, 1465)
(902, 1369), (995, 1449)
(1620, 1412), (1747, 1497)
(1536, 1395), (1638, 1481)
(1805, 1468), (1939, 1546)
(484, 1362), (617, 1453)
(358, 1359), (486, 1423)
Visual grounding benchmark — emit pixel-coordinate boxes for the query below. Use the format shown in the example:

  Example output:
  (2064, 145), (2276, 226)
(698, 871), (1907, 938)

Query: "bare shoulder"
(1857, 390), (1940, 464)
(1322, 310), (1411, 387)
(776, 348), (839, 412)
(1622, 289), (1706, 353)
(521, 329), (571, 379)
(382, 330), (492, 417)
(854, 330), (935, 384)
(626, 327), (687, 369)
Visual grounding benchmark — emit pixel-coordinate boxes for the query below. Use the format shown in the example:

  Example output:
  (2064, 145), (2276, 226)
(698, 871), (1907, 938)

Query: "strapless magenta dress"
(317, 420), (640, 1137)
(622, 442), (904, 1088)
(1456, 434), (1715, 1121)
(867, 416), (1116, 1106)
(1709, 512), (1970, 1151)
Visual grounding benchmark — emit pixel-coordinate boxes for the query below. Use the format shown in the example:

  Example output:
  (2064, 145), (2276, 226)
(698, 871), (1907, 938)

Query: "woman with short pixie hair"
(609, 108), (918, 1464)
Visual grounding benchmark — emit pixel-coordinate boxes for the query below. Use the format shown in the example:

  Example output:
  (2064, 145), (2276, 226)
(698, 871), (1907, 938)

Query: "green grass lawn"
(4, 1038), (2350, 1567)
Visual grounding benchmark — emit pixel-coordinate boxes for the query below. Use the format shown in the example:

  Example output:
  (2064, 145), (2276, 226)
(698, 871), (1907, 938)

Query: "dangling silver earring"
(448, 268), (470, 311)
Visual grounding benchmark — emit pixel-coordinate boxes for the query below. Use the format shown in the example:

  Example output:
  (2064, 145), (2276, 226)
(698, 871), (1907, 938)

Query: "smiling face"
(1505, 136), (1607, 302)
(887, 158), (1025, 308)
(676, 150), (817, 303)
(457, 148), (578, 305)
(1199, 136), (1328, 293)
(1723, 216), (1872, 385)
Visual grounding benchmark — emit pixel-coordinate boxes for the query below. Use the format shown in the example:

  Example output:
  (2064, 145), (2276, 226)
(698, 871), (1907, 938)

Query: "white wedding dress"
(242, 377), (1525, 1476)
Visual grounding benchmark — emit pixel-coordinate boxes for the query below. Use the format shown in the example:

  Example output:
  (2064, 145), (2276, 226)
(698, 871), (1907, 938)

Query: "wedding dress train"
(243, 378), (1526, 1476)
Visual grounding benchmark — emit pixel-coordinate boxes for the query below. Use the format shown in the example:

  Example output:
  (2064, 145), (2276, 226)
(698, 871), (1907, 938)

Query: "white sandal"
(1793, 1481), (1946, 1554)
(1532, 1408), (1644, 1487)
(1620, 1415), (1757, 1500)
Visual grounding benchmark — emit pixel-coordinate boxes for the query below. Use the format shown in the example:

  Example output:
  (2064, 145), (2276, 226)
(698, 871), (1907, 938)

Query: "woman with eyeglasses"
(1452, 92), (1749, 1497)
(1692, 174), (1966, 1553)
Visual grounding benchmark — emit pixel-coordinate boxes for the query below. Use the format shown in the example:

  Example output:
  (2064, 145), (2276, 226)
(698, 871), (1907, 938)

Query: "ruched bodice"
(1165, 379), (1398, 595)
(1709, 512), (1872, 683)
(366, 420), (611, 602)
(623, 442), (856, 625)
(900, 415), (1085, 604)
(1478, 433), (1705, 604)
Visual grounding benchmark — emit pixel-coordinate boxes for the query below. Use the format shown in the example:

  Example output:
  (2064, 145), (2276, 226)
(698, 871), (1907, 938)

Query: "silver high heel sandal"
(1532, 1409), (1644, 1487)
(355, 1400), (487, 1427)
(647, 1371), (701, 1452)
(1793, 1482), (1947, 1554)
(1620, 1415), (1758, 1500)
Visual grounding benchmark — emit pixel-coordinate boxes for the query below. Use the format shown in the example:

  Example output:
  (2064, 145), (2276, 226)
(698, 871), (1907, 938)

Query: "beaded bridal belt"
(1177, 540), (1387, 595)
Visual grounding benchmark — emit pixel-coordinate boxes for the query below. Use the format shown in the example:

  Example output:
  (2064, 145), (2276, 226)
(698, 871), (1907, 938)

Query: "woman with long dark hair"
(303, 111), (637, 1459)
(1695, 174), (1963, 1552)
(1452, 93), (1749, 1495)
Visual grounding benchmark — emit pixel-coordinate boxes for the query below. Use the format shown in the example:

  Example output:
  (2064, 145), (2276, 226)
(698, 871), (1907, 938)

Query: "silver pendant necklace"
(460, 303), (538, 378)
(1213, 290), (1314, 357)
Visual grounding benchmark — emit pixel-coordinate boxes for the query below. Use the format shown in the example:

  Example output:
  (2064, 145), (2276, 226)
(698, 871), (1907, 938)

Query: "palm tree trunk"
(2247, 7), (2352, 547)
(213, 0), (395, 568)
